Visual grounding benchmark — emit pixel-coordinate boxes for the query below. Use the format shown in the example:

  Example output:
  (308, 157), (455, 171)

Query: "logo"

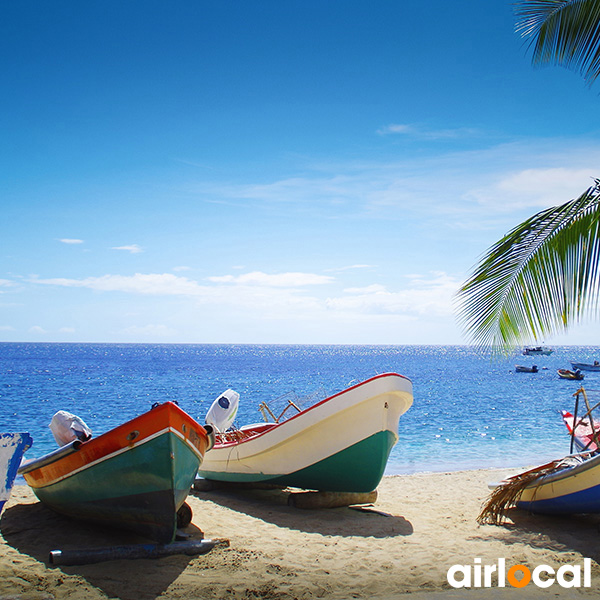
(447, 558), (592, 589)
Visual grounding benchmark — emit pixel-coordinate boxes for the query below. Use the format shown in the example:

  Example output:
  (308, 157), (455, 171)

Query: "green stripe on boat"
(199, 430), (396, 493)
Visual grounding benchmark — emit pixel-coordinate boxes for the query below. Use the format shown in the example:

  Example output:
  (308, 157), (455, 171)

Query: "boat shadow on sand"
(478, 508), (600, 563)
(191, 486), (414, 538)
(0, 500), (208, 600)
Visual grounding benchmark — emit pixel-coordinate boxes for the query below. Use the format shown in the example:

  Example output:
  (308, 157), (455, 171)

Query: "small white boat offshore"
(571, 361), (600, 372)
(0, 432), (33, 513)
(198, 373), (413, 493)
(522, 345), (553, 356)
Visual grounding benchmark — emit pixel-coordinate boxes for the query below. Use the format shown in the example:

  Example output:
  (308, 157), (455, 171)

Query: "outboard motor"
(49, 410), (93, 447)
(205, 389), (239, 432)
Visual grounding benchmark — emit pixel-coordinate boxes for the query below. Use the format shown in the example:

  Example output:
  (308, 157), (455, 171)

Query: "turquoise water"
(1, 343), (597, 475)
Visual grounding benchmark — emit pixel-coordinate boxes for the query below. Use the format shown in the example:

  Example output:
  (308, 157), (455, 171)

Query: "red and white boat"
(198, 373), (413, 493)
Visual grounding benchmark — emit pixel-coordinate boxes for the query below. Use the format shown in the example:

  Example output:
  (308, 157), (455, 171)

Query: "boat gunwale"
(525, 451), (600, 489)
(25, 426), (203, 489)
(21, 402), (209, 487)
(212, 372), (412, 449)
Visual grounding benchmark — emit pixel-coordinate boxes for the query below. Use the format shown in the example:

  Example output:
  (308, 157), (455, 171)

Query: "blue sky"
(2, 0), (600, 345)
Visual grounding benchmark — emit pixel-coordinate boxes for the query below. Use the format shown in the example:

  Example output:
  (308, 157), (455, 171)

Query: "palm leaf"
(515, 0), (600, 86)
(456, 180), (600, 351)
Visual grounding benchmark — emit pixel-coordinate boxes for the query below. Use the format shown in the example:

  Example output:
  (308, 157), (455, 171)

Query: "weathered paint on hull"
(0, 433), (33, 513)
(32, 431), (197, 543)
(22, 403), (209, 544)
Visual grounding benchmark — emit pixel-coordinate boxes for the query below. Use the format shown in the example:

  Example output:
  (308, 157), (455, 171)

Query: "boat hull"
(558, 369), (584, 380)
(517, 453), (600, 514)
(523, 347), (553, 356)
(571, 362), (600, 372)
(0, 433), (32, 513)
(21, 403), (210, 544)
(198, 373), (413, 493)
(515, 365), (538, 373)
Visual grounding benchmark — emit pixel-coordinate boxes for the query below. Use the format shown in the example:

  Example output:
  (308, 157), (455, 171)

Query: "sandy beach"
(1, 468), (599, 600)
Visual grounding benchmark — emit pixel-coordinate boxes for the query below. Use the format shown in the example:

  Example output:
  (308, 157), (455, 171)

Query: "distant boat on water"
(515, 365), (538, 373)
(522, 346), (553, 356)
(558, 369), (584, 381)
(571, 361), (600, 372)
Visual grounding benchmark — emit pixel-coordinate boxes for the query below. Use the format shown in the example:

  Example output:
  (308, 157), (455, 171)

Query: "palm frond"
(515, 0), (600, 86)
(456, 180), (600, 351)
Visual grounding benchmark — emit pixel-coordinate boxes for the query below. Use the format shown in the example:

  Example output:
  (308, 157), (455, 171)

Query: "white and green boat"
(198, 373), (413, 493)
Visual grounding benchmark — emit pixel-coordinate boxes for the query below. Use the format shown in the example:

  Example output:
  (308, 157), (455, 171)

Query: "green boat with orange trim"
(198, 373), (413, 493)
(18, 402), (214, 544)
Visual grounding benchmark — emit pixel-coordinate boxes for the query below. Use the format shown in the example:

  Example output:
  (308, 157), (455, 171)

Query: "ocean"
(1, 342), (597, 476)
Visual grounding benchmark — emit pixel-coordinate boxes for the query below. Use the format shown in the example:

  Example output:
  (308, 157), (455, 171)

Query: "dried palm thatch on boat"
(477, 459), (568, 525)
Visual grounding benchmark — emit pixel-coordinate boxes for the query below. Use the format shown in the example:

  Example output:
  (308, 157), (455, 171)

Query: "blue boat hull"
(0, 433), (33, 513)
(517, 454), (600, 515)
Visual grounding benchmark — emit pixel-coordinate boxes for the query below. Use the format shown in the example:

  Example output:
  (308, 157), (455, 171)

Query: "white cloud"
(468, 167), (597, 211)
(188, 139), (600, 230)
(207, 271), (334, 287)
(172, 266), (191, 272)
(326, 272), (459, 318)
(0, 325), (15, 331)
(29, 325), (47, 334)
(376, 123), (480, 139)
(59, 238), (84, 244)
(111, 244), (143, 254)
(29, 272), (332, 312)
(32, 273), (204, 296)
(377, 124), (414, 135)
(29, 269), (461, 320)
(25, 268), (466, 342)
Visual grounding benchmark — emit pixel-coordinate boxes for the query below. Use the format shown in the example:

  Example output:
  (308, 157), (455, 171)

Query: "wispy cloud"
(28, 325), (47, 334)
(187, 138), (600, 227)
(376, 123), (480, 139)
(207, 271), (334, 287)
(28, 270), (459, 323)
(59, 238), (84, 244)
(326, 272), (459, 317)
(467, 167), (597, 211)
(30, 271), (327, 316)
(112, 244), (143, 254)
(32, 273), (202, 295)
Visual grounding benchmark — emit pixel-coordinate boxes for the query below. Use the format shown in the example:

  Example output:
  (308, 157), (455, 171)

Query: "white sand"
(1, 469), (599, 599)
